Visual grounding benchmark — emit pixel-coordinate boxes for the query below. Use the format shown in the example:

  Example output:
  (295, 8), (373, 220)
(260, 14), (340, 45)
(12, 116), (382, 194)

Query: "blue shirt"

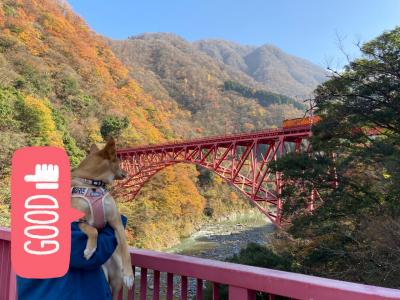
(17, 216), (127, 300)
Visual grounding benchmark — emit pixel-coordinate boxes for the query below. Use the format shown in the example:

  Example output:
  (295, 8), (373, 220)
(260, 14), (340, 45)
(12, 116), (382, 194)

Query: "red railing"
(0, 228), (16, 300)
(117, 125), (311, 154)
(1, 227), (400, 300)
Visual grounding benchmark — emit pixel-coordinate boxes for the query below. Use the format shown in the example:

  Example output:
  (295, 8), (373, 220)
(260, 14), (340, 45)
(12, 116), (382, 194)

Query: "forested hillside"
(0, 0), (326, 250)
(0, 0), (251, 249)
(110, 33), (307, 136)
(194, 39), (328, 98)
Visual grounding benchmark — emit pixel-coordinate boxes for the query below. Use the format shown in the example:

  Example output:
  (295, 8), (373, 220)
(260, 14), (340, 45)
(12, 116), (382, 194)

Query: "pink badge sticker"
(11, 147), (84, 278)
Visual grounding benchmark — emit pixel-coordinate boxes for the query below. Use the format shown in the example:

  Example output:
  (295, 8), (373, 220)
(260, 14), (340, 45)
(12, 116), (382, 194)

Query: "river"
(167, 210), (275, 260)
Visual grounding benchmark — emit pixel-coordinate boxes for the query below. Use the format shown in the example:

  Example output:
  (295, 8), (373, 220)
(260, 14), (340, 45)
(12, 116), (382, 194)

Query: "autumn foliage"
(0, 0), (253, 248)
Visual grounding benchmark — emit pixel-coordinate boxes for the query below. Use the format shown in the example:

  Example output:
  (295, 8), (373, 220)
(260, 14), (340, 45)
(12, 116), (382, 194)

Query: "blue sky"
(67, 0), (400, 69)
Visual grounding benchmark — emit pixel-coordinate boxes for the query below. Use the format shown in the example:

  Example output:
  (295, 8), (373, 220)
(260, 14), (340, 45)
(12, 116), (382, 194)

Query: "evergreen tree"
(274, 27), (400, 287)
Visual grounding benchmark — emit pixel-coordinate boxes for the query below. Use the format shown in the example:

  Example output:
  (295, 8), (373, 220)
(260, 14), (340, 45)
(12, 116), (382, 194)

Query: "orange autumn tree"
(120, 164), (205, 249)
(0, 0), (254, 248)
(19, 95), (64, 146)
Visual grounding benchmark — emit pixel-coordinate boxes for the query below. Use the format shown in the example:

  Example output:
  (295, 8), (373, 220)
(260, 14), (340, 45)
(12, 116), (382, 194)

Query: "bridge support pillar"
(309, 188), (316, 211)
(275, 136), (285, 225)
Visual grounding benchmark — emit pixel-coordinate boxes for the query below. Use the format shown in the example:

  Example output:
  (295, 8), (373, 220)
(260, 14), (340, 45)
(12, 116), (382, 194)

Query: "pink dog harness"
(71, 186), (108, 230)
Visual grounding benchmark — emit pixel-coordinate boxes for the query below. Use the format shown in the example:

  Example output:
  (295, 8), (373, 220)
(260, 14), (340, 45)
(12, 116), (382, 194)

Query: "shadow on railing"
(1, 227), (400, 300)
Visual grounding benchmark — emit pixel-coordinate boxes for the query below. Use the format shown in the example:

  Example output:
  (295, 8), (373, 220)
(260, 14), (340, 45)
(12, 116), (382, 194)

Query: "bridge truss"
(116, 125), (312, 226)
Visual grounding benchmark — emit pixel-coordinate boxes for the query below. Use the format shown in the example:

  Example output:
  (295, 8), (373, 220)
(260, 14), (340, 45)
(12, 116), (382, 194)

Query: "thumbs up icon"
(24, 164), (59, 190)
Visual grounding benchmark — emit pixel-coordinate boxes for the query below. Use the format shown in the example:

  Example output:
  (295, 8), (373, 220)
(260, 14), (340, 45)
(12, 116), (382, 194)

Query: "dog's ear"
(89, 144), (100, 154)
(101, 137), (116, 159)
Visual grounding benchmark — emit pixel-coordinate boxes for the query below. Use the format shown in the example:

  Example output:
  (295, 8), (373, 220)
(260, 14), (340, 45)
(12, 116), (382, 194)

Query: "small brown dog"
(71, 138), (134, 299)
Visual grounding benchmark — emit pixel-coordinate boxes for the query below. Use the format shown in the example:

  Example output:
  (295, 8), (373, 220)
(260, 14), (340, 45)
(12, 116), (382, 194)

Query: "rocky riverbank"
(167, 210), (275, 260)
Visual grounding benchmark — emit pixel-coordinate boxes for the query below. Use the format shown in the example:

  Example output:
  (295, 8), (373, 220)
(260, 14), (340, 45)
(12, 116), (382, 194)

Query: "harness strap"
(73, 178), (107, 188)
(71, 186), (107, 230)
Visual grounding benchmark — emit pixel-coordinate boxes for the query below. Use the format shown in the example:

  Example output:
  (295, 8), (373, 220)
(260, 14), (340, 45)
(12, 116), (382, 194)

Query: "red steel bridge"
(116, 124), (314, 226)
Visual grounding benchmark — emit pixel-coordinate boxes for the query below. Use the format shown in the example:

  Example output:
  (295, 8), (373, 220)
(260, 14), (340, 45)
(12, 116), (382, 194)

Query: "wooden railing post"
(140, 268), (147, 300)
(213, 282), (219, 300)
(196, 279), (203, 299)
(229, 286), (256, 300)
(9, 267), (17, 300)
(166, 273), (174, 300)
(181, 276), (188, 300)
(153, 270), (160, 300)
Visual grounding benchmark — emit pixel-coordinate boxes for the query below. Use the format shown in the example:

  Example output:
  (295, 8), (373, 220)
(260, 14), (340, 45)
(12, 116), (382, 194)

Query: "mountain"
(0, 1), (179, 150)
(0, 1), (326, 250)
(0, 0), (249, 250)
(194, 39), (328, 98)
(110, 33), (305, 137)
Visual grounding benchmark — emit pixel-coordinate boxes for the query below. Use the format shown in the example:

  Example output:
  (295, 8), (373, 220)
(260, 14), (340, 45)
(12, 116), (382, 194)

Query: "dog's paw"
(123, 274), (134, 289)
(83, 247), (96, 260)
